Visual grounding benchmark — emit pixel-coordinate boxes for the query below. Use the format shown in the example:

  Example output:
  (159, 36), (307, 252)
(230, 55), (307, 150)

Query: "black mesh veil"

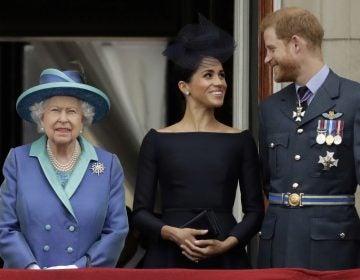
(163, 14), (236, 70)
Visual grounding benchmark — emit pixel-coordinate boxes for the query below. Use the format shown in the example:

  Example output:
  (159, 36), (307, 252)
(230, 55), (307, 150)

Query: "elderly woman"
(0, 68), (128, 269)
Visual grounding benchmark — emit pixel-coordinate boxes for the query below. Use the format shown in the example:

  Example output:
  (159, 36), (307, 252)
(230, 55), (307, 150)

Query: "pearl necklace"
(47, 140), (81, 172)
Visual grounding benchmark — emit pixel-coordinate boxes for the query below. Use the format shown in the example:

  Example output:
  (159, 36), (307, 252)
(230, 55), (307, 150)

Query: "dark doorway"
(0, 0), (235, 173)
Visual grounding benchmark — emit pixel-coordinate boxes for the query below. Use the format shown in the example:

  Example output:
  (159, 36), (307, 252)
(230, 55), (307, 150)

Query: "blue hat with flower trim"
(16, 68), (110, 124)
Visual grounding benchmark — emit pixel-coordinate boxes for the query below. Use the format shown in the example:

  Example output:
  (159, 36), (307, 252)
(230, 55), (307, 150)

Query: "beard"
(272, 56), (299, 83)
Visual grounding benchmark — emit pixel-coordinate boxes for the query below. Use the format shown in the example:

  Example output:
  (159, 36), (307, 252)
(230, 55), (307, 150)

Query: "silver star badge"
(318, 151), (338, 170)
(91, 162), (105, 176)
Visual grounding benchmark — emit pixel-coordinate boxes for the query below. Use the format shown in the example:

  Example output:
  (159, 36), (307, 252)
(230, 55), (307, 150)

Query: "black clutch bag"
(180, 209), (222, 239)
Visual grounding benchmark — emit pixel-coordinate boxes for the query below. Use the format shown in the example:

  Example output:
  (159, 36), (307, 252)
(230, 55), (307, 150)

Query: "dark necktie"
(297, 86), (311, 110)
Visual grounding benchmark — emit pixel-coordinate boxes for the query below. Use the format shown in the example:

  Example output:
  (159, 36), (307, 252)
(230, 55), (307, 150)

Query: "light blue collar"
(295, 65), (329, 104)
(295, 65), (330, 94)
(30, 135), (98, 220)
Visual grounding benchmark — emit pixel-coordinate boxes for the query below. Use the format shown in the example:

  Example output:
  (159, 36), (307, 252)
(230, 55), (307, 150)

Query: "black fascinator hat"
(163, 14), (236, 70)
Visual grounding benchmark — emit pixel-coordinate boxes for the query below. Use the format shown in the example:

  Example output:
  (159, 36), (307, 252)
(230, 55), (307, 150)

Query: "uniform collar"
(295, 64), (330, 95)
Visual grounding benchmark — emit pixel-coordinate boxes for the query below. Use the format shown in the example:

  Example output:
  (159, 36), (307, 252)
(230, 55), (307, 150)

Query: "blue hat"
(16, 68), (110, 124)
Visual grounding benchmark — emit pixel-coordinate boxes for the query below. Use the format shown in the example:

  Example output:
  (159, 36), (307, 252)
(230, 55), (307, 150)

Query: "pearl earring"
(40, 127), (44, 132)
(184, 91), (190, 96)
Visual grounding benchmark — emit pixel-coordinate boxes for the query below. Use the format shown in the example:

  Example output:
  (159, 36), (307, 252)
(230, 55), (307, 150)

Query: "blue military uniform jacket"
(0, 135), (129, 268)
(258, 70), (360, 270)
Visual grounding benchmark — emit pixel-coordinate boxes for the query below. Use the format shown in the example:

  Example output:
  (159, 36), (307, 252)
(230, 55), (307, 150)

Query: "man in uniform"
(257, 7), (360, 270)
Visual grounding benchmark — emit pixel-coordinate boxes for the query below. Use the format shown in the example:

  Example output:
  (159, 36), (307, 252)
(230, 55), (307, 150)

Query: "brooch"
(90, 162), (105, 176)
(318, 151), (338, 170)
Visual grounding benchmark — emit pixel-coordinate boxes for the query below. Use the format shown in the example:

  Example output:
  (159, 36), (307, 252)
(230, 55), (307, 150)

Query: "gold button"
(297, 128), (304, 134)
(294, 154), (301, 160)
(292, 182), (299, 189)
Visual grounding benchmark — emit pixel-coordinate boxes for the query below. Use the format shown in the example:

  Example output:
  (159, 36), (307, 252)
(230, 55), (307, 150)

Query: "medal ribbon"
(328, 120), (335, 136)
(335, 120), (344, 137)
(317, 119), (325, 131)
(325, 120), (335, 137)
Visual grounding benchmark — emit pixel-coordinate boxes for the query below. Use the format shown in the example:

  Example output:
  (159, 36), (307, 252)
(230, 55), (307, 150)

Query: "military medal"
(316, 120), (326, 145)
(318, 151), (339, 170)
(293, 87), (314, 122)
(334, 135), (342, 145)
(325, 134), (334, 145)
(317, 111), (344, 146)
(333, 120), (344, 145)
(324, 119), (335, 146)
(316, 132), (326, 145)
(293, 103), (305, 122)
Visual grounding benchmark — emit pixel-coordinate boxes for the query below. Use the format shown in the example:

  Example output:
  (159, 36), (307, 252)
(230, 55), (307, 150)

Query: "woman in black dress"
(132, 14), (264, 269)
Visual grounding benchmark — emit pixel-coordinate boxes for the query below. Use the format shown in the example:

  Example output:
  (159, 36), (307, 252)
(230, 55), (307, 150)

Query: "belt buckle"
(286, 192), (304, 207)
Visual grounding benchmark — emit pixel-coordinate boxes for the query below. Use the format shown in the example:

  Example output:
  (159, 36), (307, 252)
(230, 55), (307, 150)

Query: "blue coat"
(258, 70), (360, 270)
(0, 136), (129, 268)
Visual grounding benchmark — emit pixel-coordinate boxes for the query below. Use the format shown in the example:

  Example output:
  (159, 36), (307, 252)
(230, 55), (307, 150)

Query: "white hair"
(29, 98), (95, 133)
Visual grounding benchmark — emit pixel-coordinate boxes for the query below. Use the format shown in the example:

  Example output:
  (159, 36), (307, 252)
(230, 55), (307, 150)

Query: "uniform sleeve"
(354, 105), (360, 184)
(132, 130), (165, 240)
(0, 149), (37, 268)
(228, 132), (265, 245)
(74, 154), (129, 267)
(258, 103), (271, 196)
